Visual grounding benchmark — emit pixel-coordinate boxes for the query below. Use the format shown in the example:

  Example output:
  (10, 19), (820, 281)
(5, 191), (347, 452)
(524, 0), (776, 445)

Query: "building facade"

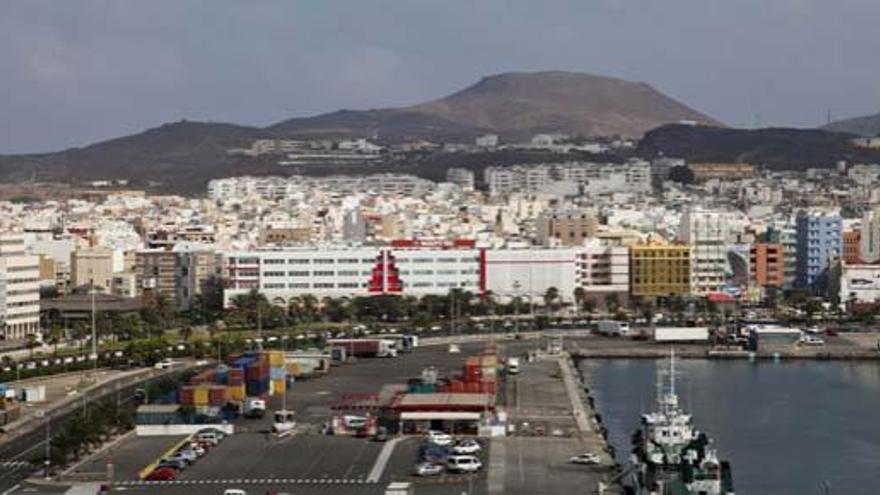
(861, 208), (880, 263)
(795, 210), (842, 291)
(766, 226), (798, 289)
(750, 243), (784, 289)
(629, 243), (692, 298)
(536, 209), (598, 247)
(678, 207), (728, 295)
(843, 230), (862, 264)
(71, 246), (114, 290)
(0, 234), (40, 340)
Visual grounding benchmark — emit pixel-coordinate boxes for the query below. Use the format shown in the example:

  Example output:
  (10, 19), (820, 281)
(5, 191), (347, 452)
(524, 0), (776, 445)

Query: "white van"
(507, 357), (520, 375)
(446, 455), (482, 473)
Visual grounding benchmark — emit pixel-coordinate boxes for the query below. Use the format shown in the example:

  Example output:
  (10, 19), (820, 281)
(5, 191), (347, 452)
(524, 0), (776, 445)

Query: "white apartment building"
(0, 234), (41, 340)
(861, 208), (880, 263)
(576, 243), (630, 298)
(446, 168), (476, 191)
(838, 262), (880, 306)
(484, 248), (578, 302)
(484, 161), (651, 196)
(678, 207), (729, 295)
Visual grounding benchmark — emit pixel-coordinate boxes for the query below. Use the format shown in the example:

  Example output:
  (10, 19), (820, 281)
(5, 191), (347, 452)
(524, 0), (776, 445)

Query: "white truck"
(596, 320), (631, 336)
(506, 357), (520, 375)
(243, 397), (266, 419)
(653, 327), (710, 343)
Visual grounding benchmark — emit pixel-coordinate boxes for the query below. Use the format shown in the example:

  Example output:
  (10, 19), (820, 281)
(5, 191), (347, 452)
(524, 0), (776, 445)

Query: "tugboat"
(623, 350), (735, 495)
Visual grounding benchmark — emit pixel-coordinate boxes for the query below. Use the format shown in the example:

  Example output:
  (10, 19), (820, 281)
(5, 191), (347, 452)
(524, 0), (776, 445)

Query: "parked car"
(156, 459), (188, 471)
(196, 430), (224, 445)
(373, 426), (389, 442)
(451, 439), (482, 455)
(175, 449), (199, 462)
(426, 430), (453, 446)
(569, 452), (601, 465)
(446, 455), (482, 473)
(419, 443), (449, 463)
(413, 462), (445, 477)
(800, 335), (825, 346)
(162, 453), (192, 465)
(186, 443), (206, 456)
(145, 467), (177, 481)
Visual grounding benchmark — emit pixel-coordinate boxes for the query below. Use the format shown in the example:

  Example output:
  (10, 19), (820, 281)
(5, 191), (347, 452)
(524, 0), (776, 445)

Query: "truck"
(327, 339), (397, 358)
(506, 357), (520, 375)
(596, 320), (631, 336)
(653, 327), (710, 343)
(243, 397), (266, 419)
(376, 334), (419, 352)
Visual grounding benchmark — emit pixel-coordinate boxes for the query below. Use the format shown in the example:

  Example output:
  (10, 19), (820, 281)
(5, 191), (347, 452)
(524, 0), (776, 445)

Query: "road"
(0, 364), (201, 494)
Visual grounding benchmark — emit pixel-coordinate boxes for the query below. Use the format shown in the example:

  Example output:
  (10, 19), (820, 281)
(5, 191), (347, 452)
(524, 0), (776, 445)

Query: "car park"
(452, 439), (482, 455)
(427, 430), (453, 446)
(419, 443), (449, 463)
(569, 452), (601, 465)
(413, 462), (445, 477)
(446, 455), (482, 473)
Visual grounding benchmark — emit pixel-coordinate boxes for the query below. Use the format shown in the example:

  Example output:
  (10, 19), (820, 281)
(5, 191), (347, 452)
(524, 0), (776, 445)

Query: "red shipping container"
(179, 386), (194, 405)
(450, 380), (465, 393)
(228, 368), (244, 385)
(208, 386), (228, 406)
(465, 381), (481, 394)
(435, 384), (450, 393)
(480, 381), (496, 395)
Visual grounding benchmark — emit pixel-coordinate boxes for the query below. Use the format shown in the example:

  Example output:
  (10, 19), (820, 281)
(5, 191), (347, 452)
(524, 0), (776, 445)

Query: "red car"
(145, 467), (177, 481)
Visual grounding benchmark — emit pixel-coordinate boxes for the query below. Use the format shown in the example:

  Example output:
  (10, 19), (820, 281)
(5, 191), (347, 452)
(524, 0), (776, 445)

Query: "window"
(313, 271), (335, 277)
(262, 282), (285, 289)
(338, 282), (359, 288)
(288, 283), (309, 289)
(338, 258), (360, 264)
(337, 270), (359, 276)
(288, 259), (310, 265)
(264, 259), (285, 265)
(313, 259), (335, 264)
(288, 271), (310, 277)
(263, 271), (285, 277)
(313, 283), (334, 288)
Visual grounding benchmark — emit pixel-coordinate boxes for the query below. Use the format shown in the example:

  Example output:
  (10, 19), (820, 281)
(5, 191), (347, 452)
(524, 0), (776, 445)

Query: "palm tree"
(26, 333), (39, 359)
(573, 287), (586, 317)
(544, 287), (560, 319)
(47, 325), (65, 356)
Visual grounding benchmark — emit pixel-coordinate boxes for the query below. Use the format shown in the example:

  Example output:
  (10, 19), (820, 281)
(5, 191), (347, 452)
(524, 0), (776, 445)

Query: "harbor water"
(581, 359), (880, 495)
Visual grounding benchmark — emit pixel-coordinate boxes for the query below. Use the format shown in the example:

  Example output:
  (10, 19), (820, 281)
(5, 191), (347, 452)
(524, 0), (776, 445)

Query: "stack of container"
(268, 351), (286, 396)
(245, 355), (270, 398)
(227, 368), (245, 402)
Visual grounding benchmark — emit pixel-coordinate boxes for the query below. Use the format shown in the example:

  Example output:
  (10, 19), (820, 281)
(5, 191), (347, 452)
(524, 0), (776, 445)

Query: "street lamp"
(512, 280), (522, 334)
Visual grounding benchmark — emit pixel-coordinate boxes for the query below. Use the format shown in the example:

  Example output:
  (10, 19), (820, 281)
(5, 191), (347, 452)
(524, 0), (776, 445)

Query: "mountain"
(822, 112), (880, 137)
(271, 71), (720, 140)
(639, 124), (880, 169)
(0, 70), (720, 192)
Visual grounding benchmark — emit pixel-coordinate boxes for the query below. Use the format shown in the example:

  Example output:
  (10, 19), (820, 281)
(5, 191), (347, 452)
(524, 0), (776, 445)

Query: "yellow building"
(630, 243), (692, 297)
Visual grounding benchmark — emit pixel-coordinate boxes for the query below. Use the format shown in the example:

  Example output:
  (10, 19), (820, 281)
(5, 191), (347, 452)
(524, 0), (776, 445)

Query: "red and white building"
(221, 240), (629, 307)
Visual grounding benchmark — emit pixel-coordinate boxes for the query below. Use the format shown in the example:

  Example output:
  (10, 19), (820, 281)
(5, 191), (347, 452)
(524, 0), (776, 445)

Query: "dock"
(489, 341), (621, 495)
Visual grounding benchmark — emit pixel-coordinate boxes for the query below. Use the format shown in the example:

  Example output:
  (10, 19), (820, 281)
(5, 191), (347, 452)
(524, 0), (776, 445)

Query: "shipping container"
(246, 379), (269, 396)
(228, 368), (245, 385)
(270, 367), (286, 380)
(193, 387), (209, 406)
(266, 351), (285, 367)
(326, 339), (397, 358)
(227, 384), (246, 402)
(464, 381), (481, 394)
(208, 386), (228, 406)
(214, 365), (229, 385)
(179, 386), (195, 405)
(271, 378), (286, 396)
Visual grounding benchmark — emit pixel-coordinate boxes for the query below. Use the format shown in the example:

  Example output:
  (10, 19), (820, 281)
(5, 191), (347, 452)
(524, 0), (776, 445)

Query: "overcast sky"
(2, 0), (880, 153)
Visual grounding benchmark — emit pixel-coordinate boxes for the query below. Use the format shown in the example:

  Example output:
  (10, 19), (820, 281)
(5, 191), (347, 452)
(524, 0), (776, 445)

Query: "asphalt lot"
(72, 435), (186, 480)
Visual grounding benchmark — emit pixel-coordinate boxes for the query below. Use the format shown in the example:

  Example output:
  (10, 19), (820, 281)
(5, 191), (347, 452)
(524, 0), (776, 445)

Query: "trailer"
(653, 327), (710, 343)
(376, 334), (419, 352)
(596, 320), (631, 336)
(327, 339), (397, 358)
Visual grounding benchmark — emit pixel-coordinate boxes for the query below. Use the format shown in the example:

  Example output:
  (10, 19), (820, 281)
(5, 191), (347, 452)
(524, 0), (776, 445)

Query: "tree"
(605, 293), (620, 313)
(26, 333), (39, 359)
(46, 325), (66, 356)
(668, 165), (695, 185)
(180, 325), (193, 342)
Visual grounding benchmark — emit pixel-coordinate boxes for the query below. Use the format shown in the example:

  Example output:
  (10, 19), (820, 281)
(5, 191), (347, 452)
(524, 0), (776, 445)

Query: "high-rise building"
(750, 243), (784, 289)
(795, 210), (842, 291)
(629, 242), (691, 298)
(135, 248), (220, 311)
(445, 168), (476, 191)
(678, 207), (728, 295)
(861, 208), (880, 263)
(71, 246), (114, 290)
(843, 230), (862, 264)
(0, 233), (41, 340)
(766, 226), (797, 289)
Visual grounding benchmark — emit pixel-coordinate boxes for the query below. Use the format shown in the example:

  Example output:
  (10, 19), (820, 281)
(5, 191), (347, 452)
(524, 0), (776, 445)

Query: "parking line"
(366, 436), (405, 482)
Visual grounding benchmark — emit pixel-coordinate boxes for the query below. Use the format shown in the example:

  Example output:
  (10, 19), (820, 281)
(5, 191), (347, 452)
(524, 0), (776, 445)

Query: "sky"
(2, 0), (880, 153)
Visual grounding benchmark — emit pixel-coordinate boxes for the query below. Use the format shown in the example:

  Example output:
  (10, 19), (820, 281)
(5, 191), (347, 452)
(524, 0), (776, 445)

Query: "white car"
(569, 452), (601, 465)
(413, 462), (445, 476)
(446, 455), (482, 473)
(452, 439), (482, 455)
(801, 335), (825, 346)
(426, 430), (453, 446)
(448, 344), (461, 354)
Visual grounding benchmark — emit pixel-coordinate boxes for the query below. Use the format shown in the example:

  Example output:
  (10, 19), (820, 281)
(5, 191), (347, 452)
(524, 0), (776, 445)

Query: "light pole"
(90, 280), (97, 374)
(512, 281), (522, 334)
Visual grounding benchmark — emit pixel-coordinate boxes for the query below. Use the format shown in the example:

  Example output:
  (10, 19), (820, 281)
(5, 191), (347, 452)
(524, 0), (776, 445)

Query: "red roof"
(706, 292), (735, 303)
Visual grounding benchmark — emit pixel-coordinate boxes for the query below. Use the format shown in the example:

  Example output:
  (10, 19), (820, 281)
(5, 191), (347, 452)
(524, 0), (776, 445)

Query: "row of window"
(258, 281), (476, 290)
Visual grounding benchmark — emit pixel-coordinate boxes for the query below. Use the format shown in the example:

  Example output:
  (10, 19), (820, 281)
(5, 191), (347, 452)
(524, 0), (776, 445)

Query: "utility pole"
(90, 280), (97, 374)
(256, 299), (263, 351)
(44, 419), (51, 479)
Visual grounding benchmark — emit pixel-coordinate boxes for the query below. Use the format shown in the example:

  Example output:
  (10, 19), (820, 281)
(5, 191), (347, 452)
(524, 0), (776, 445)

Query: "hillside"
(639, 124), (880, 169)
(271, 71), (719, 141)
(822, 112), (880, 137)
(0, 121), (267, 191)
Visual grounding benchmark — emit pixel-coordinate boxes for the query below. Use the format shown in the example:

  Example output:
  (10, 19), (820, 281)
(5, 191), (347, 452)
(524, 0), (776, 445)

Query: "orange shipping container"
(179, 387), (195, 405)
(227, 384), (245, 402)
